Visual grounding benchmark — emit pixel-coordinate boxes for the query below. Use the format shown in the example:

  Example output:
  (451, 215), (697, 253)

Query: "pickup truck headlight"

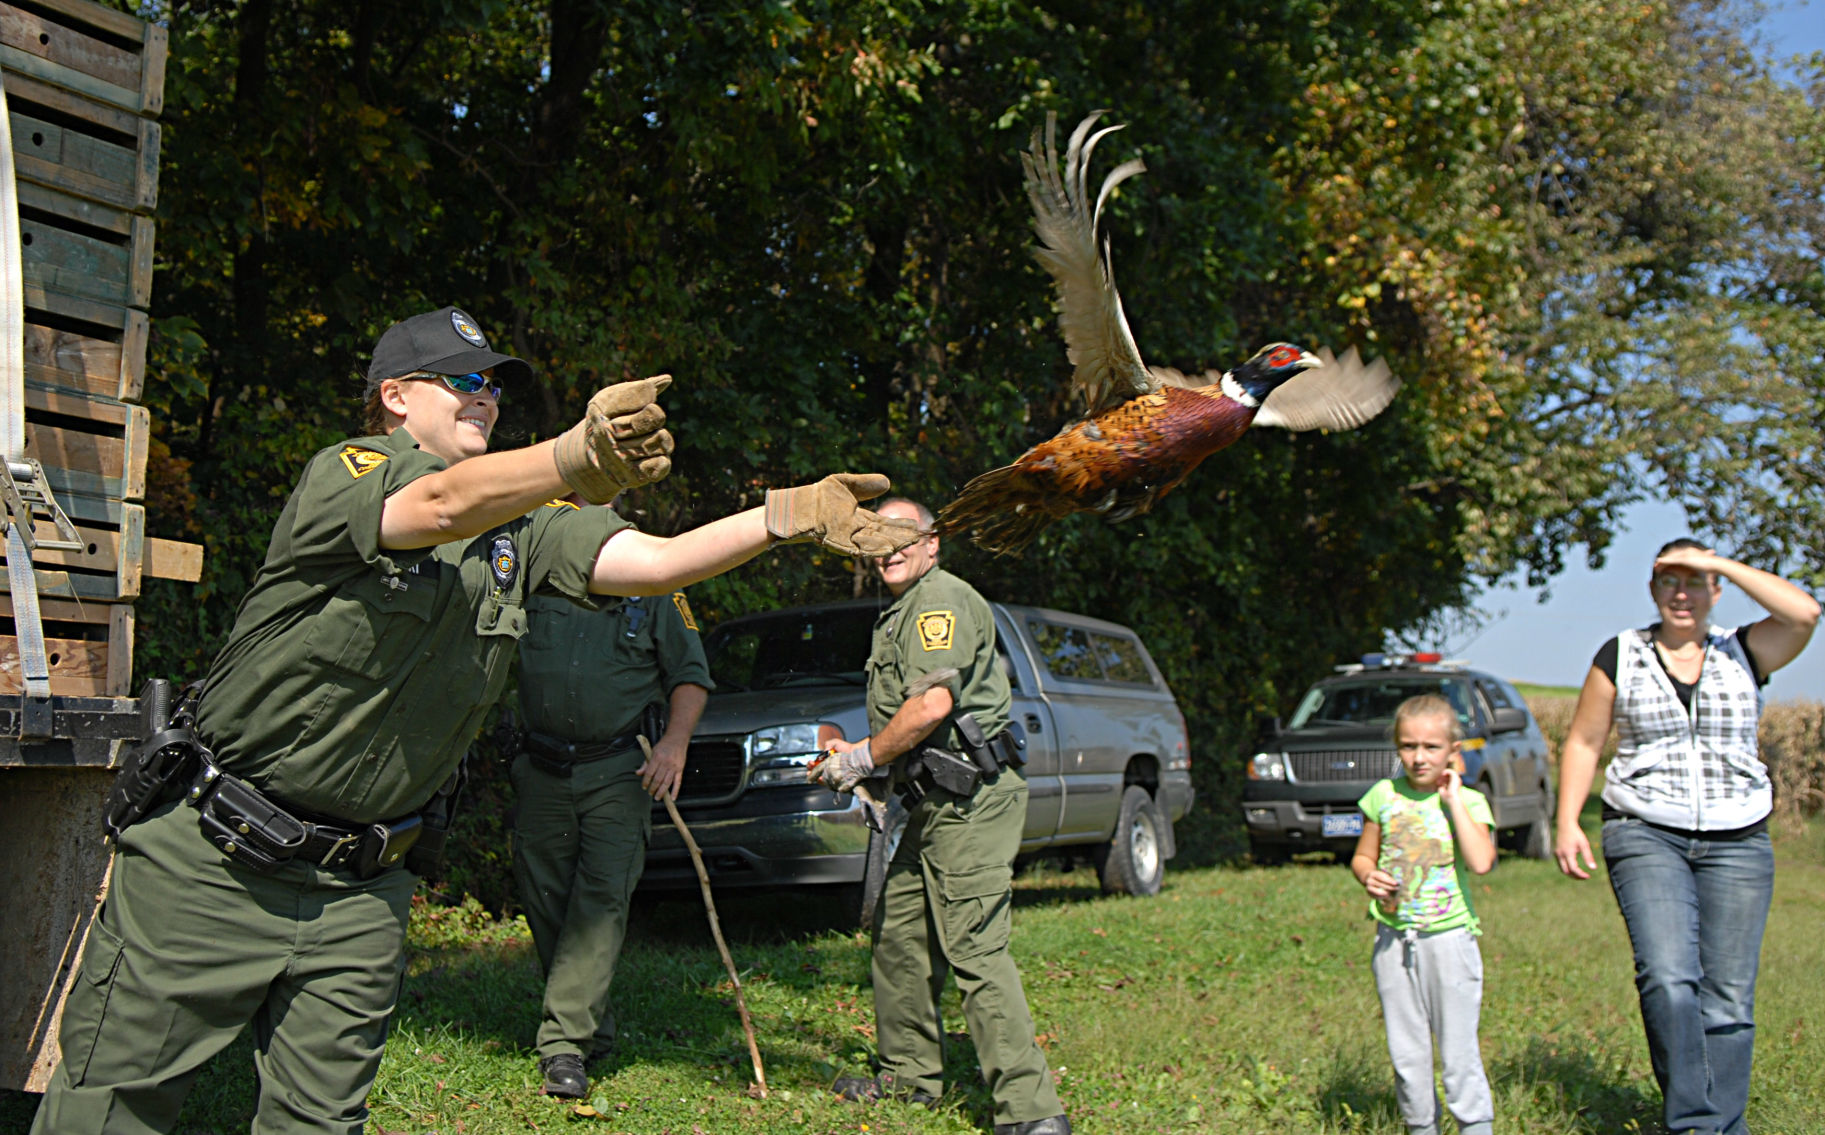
(1248, 751), (1287, 781)
(746, 723), (832, 789)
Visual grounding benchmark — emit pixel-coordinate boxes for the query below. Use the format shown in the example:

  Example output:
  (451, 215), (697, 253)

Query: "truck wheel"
(1094, 785), (1165, 896)
(1518, 789), (1555, 860)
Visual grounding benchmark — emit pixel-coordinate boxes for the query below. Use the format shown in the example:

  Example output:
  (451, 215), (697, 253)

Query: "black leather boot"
(539, 1053), (588, 1099)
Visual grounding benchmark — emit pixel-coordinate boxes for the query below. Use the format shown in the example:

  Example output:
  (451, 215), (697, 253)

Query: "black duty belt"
(184, 762), (421, 878)
(523, 729), (641, 777)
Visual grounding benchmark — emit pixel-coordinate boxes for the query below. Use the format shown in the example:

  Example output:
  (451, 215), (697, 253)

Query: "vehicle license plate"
(1322, 812), (1363, 838)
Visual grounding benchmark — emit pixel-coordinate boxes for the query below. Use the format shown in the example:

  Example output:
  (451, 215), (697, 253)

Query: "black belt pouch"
(197, 775), (309, 872)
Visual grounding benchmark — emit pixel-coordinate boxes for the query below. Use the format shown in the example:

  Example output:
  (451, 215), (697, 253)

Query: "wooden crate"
(17, 178), (152, 310)
(0, 0), (166, 119)
(0, 593), (131, 696)
(5, 68), (158, 215)
(20, 313), (144, 402)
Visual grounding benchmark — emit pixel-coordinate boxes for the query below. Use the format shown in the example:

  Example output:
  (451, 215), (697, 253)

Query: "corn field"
(1526, 696), (1825, 829)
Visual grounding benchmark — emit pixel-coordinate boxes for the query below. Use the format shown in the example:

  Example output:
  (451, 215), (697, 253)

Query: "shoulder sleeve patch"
(543, 498), (581, 510)
(671, 591), (698, 631)
(339, 445), (388, 479)
(915, 610), (955, 652)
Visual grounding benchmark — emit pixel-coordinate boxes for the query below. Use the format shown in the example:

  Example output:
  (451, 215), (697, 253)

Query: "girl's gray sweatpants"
(1370, 923), (1495, 1135)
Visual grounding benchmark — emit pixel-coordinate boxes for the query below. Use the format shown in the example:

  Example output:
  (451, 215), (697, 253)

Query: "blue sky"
(1461, 2), (1824, 699)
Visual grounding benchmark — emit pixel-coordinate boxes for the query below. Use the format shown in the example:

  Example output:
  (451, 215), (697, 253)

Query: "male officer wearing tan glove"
(33, 305), (920, 1134)
(817, 497), (1068, 1135)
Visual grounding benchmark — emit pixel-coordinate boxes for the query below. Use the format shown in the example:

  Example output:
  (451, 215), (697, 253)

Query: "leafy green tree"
(115, 0), (1821, 877)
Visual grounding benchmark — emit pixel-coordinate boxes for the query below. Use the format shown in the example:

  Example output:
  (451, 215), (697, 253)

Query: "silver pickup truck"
(641, 599), (1194, 922)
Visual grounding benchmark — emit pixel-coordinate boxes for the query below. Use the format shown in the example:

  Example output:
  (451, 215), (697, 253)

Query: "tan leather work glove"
(764, 473), (922, 556)
(552, 375), (675, 504)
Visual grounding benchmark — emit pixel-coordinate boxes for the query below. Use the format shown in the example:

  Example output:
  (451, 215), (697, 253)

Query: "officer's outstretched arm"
(587, 474), (919, 596)
(381, 441), (571, 549)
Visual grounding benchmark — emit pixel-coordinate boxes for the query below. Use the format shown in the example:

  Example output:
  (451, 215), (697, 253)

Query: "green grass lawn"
(7, 811), (1825, 1134)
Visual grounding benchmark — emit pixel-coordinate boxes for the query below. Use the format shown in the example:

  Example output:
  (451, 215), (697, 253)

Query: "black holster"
(404, 761), (467, 878)
(950, 711), (1025, 773)
(188, 763), (423, 880)
(901, 746), (983, 801)
(103, 679), (210, 842)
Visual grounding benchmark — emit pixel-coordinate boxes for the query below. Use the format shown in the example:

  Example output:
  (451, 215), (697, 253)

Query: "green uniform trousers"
(872, 767), (1063, 1125)
(510, 748), (651, 1060)
(32, 801), (416, 1135)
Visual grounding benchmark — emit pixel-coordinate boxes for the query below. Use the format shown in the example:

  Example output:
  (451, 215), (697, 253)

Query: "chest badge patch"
(339, 445), (388, 479)
(490, 535), (519, 591)
(543, 498), (580, 510)
(916, 610), (955, 652)
(672, 591), (699, 631)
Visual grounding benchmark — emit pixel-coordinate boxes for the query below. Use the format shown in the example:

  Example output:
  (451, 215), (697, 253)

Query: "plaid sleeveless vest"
(1600, 625), (1768, 830)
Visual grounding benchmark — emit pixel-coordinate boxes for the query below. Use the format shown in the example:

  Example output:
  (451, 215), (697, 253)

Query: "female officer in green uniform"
(33, 305), (916, 1134)
(817, 498), (1069, 1135)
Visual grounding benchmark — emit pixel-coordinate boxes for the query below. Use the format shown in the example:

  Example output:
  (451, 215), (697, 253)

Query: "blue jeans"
(1602, 818), (1774, 1135)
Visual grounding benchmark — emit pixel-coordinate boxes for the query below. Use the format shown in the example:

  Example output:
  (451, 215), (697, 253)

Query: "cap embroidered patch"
(450, 309), (486, 347)
(339, 445), (388, 478)
(916, 611), (955, 652)
(672, 591), (698, 631)
(490, 535), (519, 590)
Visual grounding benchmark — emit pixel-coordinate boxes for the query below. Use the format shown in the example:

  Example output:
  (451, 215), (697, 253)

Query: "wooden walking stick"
(644, 737), (768, 1097)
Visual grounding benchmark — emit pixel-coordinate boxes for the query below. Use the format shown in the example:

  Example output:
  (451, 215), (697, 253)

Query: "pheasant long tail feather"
(1023, 110), (1152, 418)
(936, 463), (1075, 557)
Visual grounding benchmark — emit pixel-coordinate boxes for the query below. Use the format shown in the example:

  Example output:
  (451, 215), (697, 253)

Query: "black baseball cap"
(363, 306), (532, 397)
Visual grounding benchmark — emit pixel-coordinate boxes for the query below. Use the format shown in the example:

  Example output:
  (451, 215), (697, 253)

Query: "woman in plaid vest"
(1555, 539), (1818, 1135)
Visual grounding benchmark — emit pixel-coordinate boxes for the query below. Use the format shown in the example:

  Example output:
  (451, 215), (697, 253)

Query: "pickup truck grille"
(675, 740), (746, 804)
(1288, 749), (1400, 783)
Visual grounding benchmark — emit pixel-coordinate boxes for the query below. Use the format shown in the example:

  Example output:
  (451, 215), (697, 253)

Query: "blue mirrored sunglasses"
(408, 371), (501, 399)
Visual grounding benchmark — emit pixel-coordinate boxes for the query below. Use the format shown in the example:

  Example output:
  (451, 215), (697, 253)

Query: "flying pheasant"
(936, 111), (1399, 556)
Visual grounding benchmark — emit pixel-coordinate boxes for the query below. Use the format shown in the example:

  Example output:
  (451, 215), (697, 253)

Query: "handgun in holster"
(950, 710), (1025, 773)
(404, 761), (468, 878)
(901, 745), (983, 802)
(103, 679), (212, 841)
(641, 702), (667, 748)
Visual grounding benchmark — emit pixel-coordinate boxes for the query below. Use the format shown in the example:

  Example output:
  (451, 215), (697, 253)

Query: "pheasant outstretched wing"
(1253, 346), (1399, 432)
(1024, 111), (1154, 418)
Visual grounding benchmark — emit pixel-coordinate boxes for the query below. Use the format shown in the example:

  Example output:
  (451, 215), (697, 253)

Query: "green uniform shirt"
(195, 427), (630, 823)
(866, 566), (1011, 748)
(518, 589), (713, 741)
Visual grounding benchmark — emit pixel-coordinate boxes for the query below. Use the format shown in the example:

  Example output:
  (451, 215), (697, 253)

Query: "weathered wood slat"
(0, 634), (108, 694)
(22, 510), (149, 593)
(0, 0), (164, 118)
(17, 177), (127, 235)
(1, 66), (141, 140)
(144, 537), (201, 583)
(9, 110), (154, 215)
(22, 400), (147, 498)
(18, 210), (152, 310)
(33, 489), (128, 528)
(0, 605), (132, 694)
(22, 315), (144, 401)
(0, 568), (119, 602)
(8, 0), (147, 47)
(23, 382), (127, 426)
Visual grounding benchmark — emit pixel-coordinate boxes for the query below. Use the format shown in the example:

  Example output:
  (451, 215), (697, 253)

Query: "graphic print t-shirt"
(1358, 777), (1494, 933)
